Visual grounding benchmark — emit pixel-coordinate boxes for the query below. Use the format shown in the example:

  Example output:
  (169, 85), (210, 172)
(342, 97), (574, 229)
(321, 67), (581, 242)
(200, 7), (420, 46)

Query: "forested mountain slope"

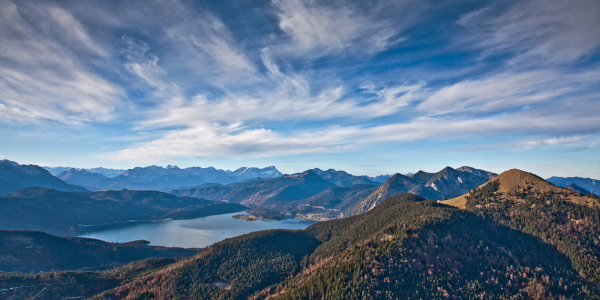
(0, 160), (87, 196)
(0, 188), (245, 235)
(3, 169), (599, 299)
(0, 231), (196, 273)
(87, 184), (599, 300)
(171, 170), (335, 206)
(442, 168), (593, 209)
(277, 184), (378, 220)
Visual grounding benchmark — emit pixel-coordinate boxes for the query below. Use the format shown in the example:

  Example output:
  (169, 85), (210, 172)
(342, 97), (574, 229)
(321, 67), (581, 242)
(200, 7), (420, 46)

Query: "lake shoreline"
(79, 212), (317, 248)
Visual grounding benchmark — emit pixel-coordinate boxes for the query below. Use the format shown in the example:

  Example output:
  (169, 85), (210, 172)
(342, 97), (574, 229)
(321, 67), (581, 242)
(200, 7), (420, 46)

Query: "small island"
(232, 214), (265, 221)
(232, 208), (289, 221)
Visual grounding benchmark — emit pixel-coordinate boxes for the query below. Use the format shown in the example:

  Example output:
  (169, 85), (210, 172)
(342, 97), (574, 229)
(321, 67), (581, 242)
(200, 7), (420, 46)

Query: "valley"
(1, 160), (599, 299)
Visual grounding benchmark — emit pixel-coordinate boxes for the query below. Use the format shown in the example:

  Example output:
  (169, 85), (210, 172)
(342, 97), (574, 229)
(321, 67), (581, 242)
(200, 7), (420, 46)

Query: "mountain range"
(57, 168), (108, 186)
(10, 168), (598, 299)
(308, 168), (379, 186)
(172, 170), (336, 206)
(547, 176), (599, 196)
(85, 165), (283, 191)
(0, 160), (87, 196)
(45, 166), (126, 178)
(185, 166), (497, 220)
(347, 166), (497, 216)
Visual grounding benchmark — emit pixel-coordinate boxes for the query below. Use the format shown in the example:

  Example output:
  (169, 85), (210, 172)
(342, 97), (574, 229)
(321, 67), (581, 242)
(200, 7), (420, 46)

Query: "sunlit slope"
(442, 168), (595, 209)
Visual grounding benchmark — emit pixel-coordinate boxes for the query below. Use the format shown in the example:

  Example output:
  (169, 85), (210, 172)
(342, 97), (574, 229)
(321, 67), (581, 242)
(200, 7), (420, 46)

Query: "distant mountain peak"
(0, 161), (87, 195)
(308, 168), (378, 187)
(0, 159), (19, 166)
(566, 183), (591, 195)
(547, 175), (599, 196)
(57, 168), (107, 187)
(347, 167), (497, 216)
(91, 165), (283, 191)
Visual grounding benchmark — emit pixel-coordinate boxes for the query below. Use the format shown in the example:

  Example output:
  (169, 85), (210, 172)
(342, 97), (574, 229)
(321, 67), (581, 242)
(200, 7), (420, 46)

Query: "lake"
(80, 212), (317, 248)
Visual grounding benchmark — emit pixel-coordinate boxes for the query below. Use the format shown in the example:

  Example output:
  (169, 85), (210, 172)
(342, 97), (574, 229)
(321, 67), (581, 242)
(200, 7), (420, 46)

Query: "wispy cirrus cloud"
(272, 0), (408, 56)
(133, 48), (426, 130)
(458, 0), (600, 64)
(0, 1), (121, 124)
(418, 69), (600, 116)
(112, 95), (600, 163)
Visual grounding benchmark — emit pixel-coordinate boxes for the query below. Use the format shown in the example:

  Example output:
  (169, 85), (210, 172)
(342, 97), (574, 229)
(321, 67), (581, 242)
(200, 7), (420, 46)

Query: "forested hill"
(0, 188), (245, 235)
(442, 168), (595, 209)
(88, 184), (599, 300)
(0, 230), (197, 273)
(3, 168), (599, 299)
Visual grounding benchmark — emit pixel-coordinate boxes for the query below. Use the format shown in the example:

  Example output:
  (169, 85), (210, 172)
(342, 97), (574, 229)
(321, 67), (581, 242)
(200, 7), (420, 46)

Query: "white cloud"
(164, 12), (256, 76)
(523, 135), (596, 148)
(133, 49), (426, 131)
(272, 0), (403, 55)
(0, 1), (121, 124)
(110, 32), (600, 163)
(48, 7), (107, 56)
(111, 102), (600, 163)
(459, 0), (600, 64)
(110, 122), (346, 162)
(419, 69), (600, 116)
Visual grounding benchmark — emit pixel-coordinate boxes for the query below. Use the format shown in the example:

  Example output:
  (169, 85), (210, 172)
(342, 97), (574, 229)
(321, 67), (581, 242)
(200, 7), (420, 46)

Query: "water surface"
(80, 212), (317, 248)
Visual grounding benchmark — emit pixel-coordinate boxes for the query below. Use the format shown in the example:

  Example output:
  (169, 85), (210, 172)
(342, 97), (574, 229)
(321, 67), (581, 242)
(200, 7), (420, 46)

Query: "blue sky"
(0, 0), (599, 178)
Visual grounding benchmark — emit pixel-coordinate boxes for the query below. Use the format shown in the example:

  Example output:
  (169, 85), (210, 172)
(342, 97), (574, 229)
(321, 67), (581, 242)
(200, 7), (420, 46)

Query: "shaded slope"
(347, 166), (496, 216)
(0, 257), (184, 300)
(0, 230), (196, 273)
(309, 168), (378, 186)
(548, 176), (599, 196)
(421, 166), (497, 199)
(171, 170), (335, 206)
(566, 183), (591, 195)
(57, 168), (107, 186)
(443, 169), (600, 282)
(284, 184), (377, 220)
(93, 230), (320, 300)
(0, 160), (87, 195)
(345, 173), (423, 215)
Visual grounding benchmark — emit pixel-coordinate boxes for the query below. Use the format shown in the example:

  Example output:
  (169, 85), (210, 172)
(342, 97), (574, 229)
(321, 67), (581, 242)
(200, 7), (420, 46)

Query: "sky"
(0, 0), (599, 178)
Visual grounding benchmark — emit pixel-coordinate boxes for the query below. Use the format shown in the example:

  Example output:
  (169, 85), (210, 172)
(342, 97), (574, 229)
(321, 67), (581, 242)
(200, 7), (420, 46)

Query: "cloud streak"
(0, 1), (121, 124)
(272, 0), (405, 56)
(1, 0), (598, 175)
(458, 0), (600, 64)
